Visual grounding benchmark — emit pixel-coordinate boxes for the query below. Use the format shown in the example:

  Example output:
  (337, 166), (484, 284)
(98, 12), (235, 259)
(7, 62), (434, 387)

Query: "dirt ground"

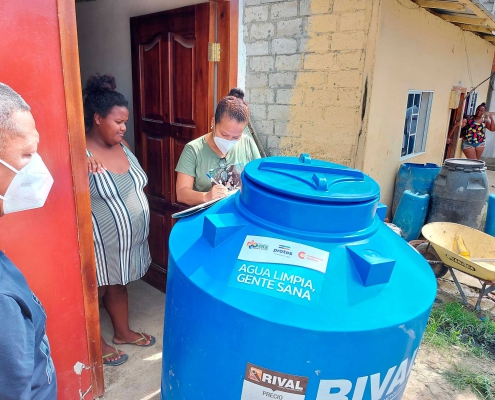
(403, 276), (495, 399)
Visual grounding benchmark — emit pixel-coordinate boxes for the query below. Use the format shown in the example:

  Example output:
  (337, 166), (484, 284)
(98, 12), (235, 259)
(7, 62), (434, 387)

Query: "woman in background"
(460, 103), (495, 160)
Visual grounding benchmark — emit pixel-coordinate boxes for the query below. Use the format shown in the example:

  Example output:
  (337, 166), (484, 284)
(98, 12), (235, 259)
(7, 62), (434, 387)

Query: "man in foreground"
(0, 82), (57, 399)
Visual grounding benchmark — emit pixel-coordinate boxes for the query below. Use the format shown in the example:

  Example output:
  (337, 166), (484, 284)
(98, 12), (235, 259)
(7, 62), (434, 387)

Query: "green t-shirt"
(175, 134), (261, 192)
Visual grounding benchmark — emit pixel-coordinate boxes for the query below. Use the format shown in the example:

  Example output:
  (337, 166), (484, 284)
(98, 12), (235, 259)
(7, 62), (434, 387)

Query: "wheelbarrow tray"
(422, 222), (495, 281)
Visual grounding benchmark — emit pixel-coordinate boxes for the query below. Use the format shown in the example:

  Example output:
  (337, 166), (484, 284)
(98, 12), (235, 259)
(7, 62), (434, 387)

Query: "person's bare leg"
(475, 145), (485, 160)
(103, 284), (152, 345)
(98, 286), (127, 362)
(462, 146), (476, 160)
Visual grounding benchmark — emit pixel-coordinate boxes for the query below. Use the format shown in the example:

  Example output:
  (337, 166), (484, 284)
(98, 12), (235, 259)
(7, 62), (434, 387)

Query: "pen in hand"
(206, 173), (221, 186)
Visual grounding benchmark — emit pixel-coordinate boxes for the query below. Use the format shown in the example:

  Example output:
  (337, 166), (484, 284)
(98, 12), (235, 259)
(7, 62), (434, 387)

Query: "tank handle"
(258, 155), (365, 183)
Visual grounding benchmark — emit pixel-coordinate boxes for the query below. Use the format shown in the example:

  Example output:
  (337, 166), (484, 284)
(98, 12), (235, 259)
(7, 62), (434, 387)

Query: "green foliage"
(444, 364), (495, 400)
(424, 302), (495, 358)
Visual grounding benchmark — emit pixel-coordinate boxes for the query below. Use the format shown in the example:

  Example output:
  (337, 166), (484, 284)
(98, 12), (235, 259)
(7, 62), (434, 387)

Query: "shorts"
(462, 141), (485, 150)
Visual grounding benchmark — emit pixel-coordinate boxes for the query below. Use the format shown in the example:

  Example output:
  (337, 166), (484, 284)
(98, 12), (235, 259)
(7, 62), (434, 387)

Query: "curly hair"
(83, 74), (128, 129)
(214, 88), (250, 124)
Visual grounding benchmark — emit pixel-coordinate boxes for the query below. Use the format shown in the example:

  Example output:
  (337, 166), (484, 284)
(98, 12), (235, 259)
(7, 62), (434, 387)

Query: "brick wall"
(243, 0), (374, 165)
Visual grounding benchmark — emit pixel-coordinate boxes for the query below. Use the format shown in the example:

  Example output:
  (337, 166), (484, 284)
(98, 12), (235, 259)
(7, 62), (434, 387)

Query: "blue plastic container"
(162, 154), (436, 400)
(392, 190), (430, 241)
(485, 194), (495, 236)
(392, 163), (440, 217)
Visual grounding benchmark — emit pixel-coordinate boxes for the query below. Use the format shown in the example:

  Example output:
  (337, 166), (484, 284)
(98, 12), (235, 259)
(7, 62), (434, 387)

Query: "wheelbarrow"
(415, 222), (495, 311)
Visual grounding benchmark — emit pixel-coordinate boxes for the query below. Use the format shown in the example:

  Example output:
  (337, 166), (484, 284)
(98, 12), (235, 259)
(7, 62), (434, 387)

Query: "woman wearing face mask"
(84, 74), (154, 367)
(176, 88), (261, 206)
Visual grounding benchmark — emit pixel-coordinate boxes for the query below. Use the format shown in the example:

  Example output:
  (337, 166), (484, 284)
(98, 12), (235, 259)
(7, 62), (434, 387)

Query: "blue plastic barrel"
(485, 194), (495, 236)
(392, 163), (440, 217)
(162, 154), (436, 400)
(392, 190), (430, 241)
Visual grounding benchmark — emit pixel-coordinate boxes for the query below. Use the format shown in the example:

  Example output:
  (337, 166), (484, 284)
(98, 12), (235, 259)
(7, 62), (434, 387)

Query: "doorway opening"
(74, 0), (239, 397)
(444, 86), (467, 161)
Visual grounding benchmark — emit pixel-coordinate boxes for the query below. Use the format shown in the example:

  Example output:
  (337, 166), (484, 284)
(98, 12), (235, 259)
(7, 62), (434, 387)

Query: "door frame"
(58, 0), (239, 397)
(57, 0), (104, 397)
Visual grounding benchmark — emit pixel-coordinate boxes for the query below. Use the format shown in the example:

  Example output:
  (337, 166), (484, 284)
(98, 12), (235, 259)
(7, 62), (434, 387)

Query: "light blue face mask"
(0, 153), (54, 214)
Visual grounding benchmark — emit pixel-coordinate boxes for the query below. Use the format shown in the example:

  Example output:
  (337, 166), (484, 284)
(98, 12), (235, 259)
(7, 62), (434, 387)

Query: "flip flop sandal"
(102, 349), (129, 366)
(112, 333), (156, 347)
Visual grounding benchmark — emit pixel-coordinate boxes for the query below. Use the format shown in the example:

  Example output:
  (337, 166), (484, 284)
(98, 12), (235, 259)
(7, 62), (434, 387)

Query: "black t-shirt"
(0, 251), (57, 399)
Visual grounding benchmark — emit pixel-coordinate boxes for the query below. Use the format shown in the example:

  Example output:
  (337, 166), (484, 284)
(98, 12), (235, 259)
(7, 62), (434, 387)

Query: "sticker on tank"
(241, 362), (309, 400)
(228, 236), (329, 307)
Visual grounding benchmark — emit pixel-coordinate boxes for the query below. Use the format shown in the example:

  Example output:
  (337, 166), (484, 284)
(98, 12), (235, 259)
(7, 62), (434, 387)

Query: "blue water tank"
(162, 154), (436, 400)
(392, 163), (440, 217)
(392, 190), (430, 241)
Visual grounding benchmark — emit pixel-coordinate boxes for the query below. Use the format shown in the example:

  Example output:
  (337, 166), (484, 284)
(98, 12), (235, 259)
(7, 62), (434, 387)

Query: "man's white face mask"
(0, 153), (54, 214)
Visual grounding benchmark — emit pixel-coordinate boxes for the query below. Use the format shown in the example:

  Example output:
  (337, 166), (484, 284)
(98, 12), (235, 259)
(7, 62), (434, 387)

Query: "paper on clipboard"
(172, 189), (238, 219)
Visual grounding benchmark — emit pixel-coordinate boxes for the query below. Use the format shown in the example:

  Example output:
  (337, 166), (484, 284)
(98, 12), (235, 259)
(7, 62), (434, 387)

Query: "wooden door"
(130, 3), (232, 291)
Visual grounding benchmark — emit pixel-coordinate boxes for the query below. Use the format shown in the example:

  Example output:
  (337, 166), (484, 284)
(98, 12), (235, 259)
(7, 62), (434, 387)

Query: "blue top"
(243, 154), (380, 203)
(0, 251), (57, 400)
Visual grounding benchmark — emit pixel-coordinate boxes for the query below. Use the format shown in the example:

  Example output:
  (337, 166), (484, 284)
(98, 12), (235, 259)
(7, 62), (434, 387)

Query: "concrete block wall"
(243, 0), (374, 165)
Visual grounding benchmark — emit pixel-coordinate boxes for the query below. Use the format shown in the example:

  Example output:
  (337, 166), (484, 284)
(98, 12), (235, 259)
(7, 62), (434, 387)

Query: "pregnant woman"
(84, 74), (155, 366)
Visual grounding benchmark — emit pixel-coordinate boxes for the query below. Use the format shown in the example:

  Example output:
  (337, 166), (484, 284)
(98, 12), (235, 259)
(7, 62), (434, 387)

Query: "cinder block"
(269, 72), (296, 87)
(303, 88), (334, 107)
(340, 11), (367, 31)
(331, 31), (367, 51)
(272, 38), (298, 54)
(275, 54), (303, 71)
(249, 88), (275, 103)
(296, 71), (327, 87)
(268, 104), (291, 121)
(244, 5), (269, 23)
(277, 18), (303, 37)
(275, 121), (288, 136)
(311, 0), (333, 14)
(300, 34), (331, 53)
(308, 14), (338, 33)
(250, 22), (275, 40)
(246, 41), (270, 56)
(250, 104), (268, 120)
(336, 51), (363, 69)
(291, 106), (325, 122)
(267, 135), (281, 148)
(271, 1), (298, 19)
(333, 0), (367, 12)
(327, 70), (362, 87)
(252, 120), (274, 136)
(245, 0), (261, 5)
(276, 89), (293, 104)
(245, 73), (269, 88)
(336, 88), (361, 107)
(300, 0), (311, 16)
(250, 56), (275, 72)
(304, 53), (335, 70)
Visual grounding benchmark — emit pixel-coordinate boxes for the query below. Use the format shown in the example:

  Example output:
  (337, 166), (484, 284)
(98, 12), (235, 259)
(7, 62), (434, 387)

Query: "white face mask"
(0, 153), (54, 214)
(213, 136), (239, 154)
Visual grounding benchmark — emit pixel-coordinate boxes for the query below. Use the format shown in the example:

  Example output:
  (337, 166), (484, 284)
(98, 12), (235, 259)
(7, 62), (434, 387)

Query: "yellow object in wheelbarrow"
(422, 222), (495, 281)
(422, 222), (495, 311)
(453, 234), (470, 259)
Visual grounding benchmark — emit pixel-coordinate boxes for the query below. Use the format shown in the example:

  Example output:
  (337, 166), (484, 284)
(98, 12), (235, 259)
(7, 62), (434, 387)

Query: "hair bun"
(83, 74), (117, 96)
(228, 87), (244, 100)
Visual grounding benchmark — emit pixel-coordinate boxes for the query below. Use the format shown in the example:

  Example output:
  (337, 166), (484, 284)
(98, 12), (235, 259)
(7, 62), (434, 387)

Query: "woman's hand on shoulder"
(205, 184), (228, 202)
(87, 156), (106, 174)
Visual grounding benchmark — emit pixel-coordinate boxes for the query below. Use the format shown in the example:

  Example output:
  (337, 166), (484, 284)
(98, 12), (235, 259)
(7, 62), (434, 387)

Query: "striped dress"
(87, 144), (151, 287)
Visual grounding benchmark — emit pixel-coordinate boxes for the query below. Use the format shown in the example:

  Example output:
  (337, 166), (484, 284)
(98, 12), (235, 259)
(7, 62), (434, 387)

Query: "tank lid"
(243, 154), (380, 203)
(444, 158), (486, 171)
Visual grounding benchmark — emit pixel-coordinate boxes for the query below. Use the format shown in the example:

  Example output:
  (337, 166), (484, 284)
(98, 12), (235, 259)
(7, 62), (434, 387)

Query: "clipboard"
(172, 189), (238, 219)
